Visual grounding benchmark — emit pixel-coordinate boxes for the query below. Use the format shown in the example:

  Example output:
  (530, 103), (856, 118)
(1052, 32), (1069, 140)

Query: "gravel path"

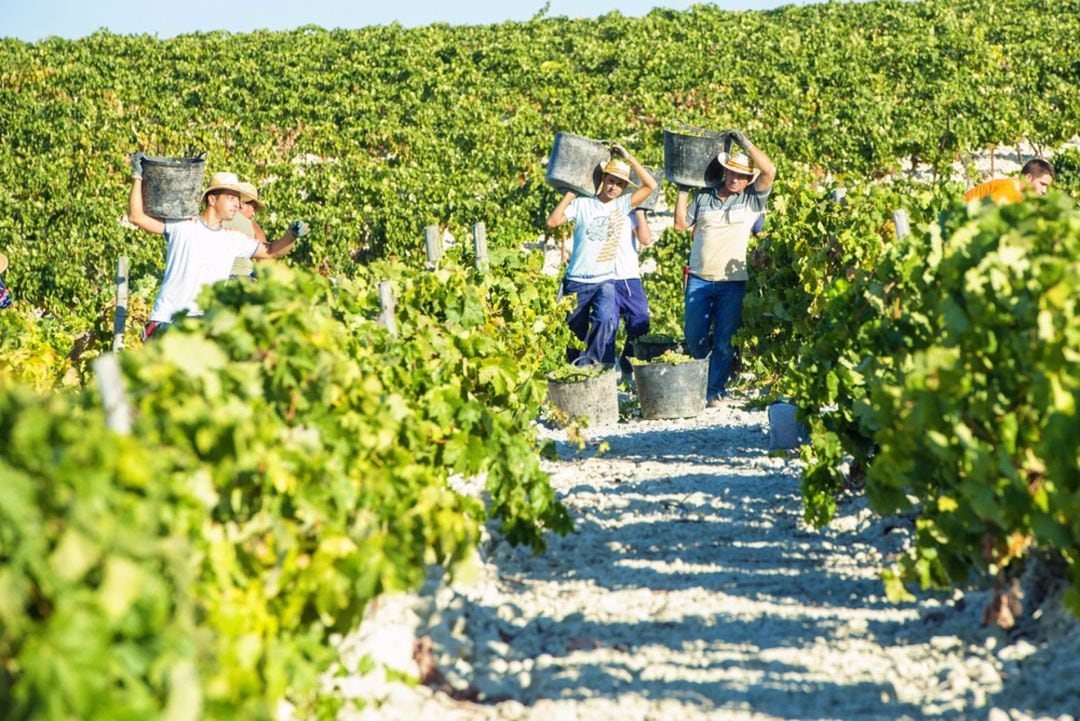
(325, 401), (1080, 721)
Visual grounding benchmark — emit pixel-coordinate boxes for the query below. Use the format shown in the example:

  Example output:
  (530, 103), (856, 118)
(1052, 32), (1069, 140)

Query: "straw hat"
(200, 172), (248, 203)
(0, 253), (7, 274)
(601, 158), (638, 186)
(237, 181), (266, 210)
(717, 151), (760, 181)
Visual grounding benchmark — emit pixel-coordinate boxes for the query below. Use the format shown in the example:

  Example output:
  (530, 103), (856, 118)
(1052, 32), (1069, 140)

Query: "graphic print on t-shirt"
(594, 207), (626, 264)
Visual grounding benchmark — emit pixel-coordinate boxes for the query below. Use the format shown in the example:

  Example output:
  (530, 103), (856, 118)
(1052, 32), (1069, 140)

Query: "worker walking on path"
(547, 142), (658, 367)
(127, 153), (307, 340)
(674, 130), (776, 405)
(963, 158), (1055, 204)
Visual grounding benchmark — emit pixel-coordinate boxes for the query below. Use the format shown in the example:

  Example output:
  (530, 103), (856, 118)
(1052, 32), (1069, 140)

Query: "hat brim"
(601, 170), (639, 188)
(0, 253), (8, 274)
(201, 183), (248, 203)
(717, 153), (761, 182)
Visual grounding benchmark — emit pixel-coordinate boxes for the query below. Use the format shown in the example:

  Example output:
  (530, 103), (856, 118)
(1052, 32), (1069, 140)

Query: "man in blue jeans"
(674, 130), (776, 405)
(548, 143), (658, 366)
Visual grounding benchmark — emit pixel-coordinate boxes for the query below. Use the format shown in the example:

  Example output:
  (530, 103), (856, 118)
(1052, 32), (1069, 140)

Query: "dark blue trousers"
(684, 275), (746, 401)
(607, 277), (651, 373)
(563, 278), (618, 367)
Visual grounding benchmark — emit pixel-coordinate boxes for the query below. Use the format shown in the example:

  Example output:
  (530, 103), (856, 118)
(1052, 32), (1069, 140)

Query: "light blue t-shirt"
(564, 195), (632, 283)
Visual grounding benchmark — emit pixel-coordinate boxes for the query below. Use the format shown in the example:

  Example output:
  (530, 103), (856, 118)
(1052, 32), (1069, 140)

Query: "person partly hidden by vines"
(547, 142), (659, 367)
(0, 252), (11, 310)
(127, 152), (309, 340)
(224, 181), (270, 282)
(963, 157), (1055, 204)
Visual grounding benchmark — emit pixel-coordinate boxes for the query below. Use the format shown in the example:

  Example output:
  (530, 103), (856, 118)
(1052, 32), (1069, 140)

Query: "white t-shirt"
(564, 195), (632, 283)
(615, 211), (643, 280)
(150, 219), (260, 322)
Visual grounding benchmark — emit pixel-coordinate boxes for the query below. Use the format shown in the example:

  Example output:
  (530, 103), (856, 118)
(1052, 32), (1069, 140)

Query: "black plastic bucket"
(632, 357), (708, 419)
(663, 127), (733, 189)
(547, 365), (619, 426)
(141, 155), (207, 219)
(630, 166), (663, 211)
(631, 336), (684, 362)
(546, 132), (610, 197)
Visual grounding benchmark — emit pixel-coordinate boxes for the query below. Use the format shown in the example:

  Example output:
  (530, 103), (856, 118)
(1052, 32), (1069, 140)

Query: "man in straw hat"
(674, 129), (776, 406)
(224, 181), (269, 281)
(547, 142), (658, 366)
(128, 153), (308, 340)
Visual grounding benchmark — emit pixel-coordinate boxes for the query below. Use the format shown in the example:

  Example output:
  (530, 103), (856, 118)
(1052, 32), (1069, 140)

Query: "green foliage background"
(1, 0), (1078, 331)
(3, 0), (1080, 717)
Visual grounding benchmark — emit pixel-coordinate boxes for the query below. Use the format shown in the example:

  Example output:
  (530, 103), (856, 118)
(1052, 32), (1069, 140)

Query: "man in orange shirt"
(964, 158), (1055, 203)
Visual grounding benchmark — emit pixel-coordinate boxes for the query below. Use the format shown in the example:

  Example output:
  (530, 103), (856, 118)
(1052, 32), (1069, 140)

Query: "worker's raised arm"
(127, 153), (165, 235)
(610, 142), (658, 208)
(547, 191), (577, 228)
(729, 131), (776, 193)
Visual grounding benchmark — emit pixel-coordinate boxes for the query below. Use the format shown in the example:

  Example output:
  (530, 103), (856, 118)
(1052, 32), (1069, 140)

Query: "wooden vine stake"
(378, 280), (398, 337)
(424, 224), (443, 269)
(892, 209), (910, 240)
(112, 256), (129, 352)
(94, 352), (132, 435)
(473, 221), (488, 272)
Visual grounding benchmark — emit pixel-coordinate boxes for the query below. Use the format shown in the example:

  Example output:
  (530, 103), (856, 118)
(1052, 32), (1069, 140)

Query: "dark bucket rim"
(142, 155), (207, 167)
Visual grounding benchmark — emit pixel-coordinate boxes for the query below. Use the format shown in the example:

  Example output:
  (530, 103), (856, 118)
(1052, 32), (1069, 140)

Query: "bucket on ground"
(547, 364), (619, 426)
(141, 155), (207, 220)
(663, 127), (734, 189)
(632, 357), (708, 420)
(768, 402), (808, 449)
(631, 336), (684, 362)
(545, 132), (610, 197)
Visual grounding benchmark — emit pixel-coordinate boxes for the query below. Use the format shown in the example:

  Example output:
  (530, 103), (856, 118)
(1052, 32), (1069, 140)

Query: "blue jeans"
(563, 278), (617, 367)
(684, 275), (746, 400)
(607, 278), (651, 373)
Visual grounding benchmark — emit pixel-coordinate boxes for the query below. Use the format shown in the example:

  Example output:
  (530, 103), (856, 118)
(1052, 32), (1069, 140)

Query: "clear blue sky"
(2, 0), (813, 42)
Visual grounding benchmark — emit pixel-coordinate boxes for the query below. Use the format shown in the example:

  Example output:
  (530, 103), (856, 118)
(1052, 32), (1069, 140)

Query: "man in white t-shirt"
(547, 143), (658, 366)
(127, 157), (307, 340)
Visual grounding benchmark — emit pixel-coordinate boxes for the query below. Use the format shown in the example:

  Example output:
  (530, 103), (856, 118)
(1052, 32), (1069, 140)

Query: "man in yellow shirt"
(964, 158), (1055, 203)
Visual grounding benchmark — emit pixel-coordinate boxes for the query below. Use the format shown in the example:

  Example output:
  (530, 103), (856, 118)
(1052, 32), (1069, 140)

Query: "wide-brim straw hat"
(0, 253), (8, 274)
(718, 151), (761, 181)
(600, 158), (638, 187)
(237, 181), (265, 210)
(200, 172), (248, 203)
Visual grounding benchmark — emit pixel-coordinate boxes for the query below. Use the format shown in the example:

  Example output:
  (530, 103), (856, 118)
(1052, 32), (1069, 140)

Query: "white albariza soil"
(324, 401), (1080, 721)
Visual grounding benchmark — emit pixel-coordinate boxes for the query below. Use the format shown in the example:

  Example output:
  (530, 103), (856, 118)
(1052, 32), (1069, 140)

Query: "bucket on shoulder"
(663, 126), (734, 189)
(545, 132), (610, 197)
(141, 154), (207, 220)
